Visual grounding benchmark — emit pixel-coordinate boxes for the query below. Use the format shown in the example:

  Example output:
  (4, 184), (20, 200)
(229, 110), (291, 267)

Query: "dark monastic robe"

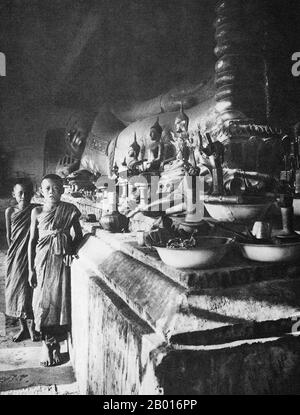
(6, 204), (36, 319)
(32, 201), (81, 332)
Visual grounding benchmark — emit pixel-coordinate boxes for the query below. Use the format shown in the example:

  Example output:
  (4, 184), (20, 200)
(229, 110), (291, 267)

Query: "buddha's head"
(150, 118), (163, 142)
(128, 132), (141, 159)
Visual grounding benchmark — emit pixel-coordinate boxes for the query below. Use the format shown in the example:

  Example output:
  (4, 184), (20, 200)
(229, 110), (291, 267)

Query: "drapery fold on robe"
(33, 202), (81, 332)
(6, 204), (37, 319)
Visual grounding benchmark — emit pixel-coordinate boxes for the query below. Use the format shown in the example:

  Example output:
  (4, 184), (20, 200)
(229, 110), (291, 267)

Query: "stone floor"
(0, 198), (78, 395)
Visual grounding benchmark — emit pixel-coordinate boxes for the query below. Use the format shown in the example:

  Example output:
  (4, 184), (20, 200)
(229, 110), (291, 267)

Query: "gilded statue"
(143, 118), (164, 172)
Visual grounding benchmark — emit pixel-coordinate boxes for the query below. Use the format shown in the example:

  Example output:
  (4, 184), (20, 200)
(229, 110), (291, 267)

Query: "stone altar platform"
(70, 225), (300, 395)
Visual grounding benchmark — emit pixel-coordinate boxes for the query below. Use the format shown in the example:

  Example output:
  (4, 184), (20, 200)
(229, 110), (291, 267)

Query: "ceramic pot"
(100, 210), (129, 233)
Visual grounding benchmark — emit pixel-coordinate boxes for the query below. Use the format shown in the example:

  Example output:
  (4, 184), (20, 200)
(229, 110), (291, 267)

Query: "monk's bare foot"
(52, 343), (62, 366)
(30, 331), (40, 342)
(27, 320), (40, 342)
(28, 326), (40, 342)
(40, 341), (53, 367)
(12, 328), (28, 342)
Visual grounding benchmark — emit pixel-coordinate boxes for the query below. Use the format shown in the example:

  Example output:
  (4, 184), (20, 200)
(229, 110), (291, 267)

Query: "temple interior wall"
(1, 0), (300, 188)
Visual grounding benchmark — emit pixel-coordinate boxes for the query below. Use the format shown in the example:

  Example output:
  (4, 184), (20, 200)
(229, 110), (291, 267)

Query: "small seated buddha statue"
(160, 128), (177, 168)
(125, 132), (142, 175)
(143, 118), (164, 172)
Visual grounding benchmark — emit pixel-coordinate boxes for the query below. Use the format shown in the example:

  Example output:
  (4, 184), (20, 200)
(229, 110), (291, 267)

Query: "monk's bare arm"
(71, 217), (83, 253)
(5, 207), (13, 247)
(28, 208), (40, 287)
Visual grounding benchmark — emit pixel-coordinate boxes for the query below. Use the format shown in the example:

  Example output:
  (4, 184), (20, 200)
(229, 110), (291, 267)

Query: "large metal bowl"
(155, 237), (233, 269)
(204, 202), (272, 223)
(239, 241), (300, 263)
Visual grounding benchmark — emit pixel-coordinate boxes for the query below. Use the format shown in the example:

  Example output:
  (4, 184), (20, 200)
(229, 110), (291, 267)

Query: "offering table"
(70, 225), (300, 395)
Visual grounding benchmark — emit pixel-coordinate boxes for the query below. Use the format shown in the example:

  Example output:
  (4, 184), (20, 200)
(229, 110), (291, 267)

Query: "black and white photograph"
(0, 0), (300, 398)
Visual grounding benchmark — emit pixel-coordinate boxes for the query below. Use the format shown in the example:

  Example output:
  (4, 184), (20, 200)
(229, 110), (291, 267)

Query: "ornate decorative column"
(214, 0), (269, 124)
(213, 0), (284, 178)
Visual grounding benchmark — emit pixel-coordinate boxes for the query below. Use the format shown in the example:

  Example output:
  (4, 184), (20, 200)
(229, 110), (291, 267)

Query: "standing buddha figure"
(172, 103), (191, 166)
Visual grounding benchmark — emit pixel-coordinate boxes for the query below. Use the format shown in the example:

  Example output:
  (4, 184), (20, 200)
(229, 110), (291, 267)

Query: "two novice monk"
(6, 174), (82, 366)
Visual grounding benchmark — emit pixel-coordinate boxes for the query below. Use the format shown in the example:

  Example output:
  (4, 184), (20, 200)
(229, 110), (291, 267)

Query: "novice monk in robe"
(5, 178), (39, 342)
(28, 174), (83, 367)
